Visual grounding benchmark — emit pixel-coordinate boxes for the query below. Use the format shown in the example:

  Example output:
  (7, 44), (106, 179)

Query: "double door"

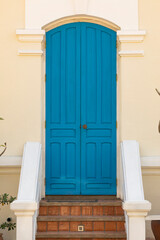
(46, 22), (117, 195)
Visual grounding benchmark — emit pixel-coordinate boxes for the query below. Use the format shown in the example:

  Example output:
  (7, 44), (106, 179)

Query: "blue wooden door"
(46, 22), (116, 195)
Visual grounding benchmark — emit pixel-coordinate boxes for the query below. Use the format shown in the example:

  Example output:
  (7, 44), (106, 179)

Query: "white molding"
(141, 156), (160, 176)
(117, 30), (146, 43)
(0, 156), (22, 166)
(0, 156), (21, 174)
(146, 215), (160, 221)
(119, 50), (144, 57)
(18, 50), (43, 56)
(141, 156), (160, 167)
(16, 29), (45, 42)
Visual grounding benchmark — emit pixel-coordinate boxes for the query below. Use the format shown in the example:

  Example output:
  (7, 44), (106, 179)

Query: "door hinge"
(45, 74), (46, 82)
(116, 178), (118, 185)
(44, 177), (46, 186)
(116, 74), (118, 82)
(45, 120), (46, 128)
(116, 121), (118, 129)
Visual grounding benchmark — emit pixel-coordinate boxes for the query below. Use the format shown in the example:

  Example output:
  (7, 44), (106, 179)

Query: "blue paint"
(46, 22), (117, 195)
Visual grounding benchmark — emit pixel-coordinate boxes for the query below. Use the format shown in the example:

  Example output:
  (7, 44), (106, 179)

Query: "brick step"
(39, 204), (124, 217)
(37, 220), (125, 232)
(36, 231), (126, 239)
(38, 216), (125, 222)
(37, 199), (126, 240)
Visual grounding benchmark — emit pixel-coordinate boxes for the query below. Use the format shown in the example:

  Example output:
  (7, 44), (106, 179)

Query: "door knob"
(83, 124), (87, 129)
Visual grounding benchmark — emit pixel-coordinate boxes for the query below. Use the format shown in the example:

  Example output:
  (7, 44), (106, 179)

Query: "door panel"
(46, 22), (116, 195)
(81, 23), (116, 195)
(46, 23), (81, 195)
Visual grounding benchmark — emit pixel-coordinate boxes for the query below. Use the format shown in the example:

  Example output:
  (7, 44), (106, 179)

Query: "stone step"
(44, 196), (118, 201)
(40, 199), (122, 207)
(37, 216), (125, 222)
(36, 231), (126, 239)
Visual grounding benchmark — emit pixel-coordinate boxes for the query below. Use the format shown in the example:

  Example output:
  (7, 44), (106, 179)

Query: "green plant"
(0, 119), (15, 231)
(0, 194), (16, 231)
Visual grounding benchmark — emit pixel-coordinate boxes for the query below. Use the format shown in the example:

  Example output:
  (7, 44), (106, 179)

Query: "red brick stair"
(36, 197), (126, 240)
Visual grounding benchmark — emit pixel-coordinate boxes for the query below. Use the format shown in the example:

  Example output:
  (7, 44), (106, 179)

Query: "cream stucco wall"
(0, 0), (42, 156)
(1, 0), (160, 239)
(119, 0), (160, 156)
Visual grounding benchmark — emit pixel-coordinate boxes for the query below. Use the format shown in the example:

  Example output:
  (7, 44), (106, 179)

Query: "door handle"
(83, 124), (87, 129)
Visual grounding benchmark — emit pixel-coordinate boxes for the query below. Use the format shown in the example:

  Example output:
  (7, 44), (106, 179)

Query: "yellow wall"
(0, 0), (42, 156)
(120, 0), (160, 156)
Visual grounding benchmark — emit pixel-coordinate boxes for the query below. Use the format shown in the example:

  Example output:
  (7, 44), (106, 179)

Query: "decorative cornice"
(119, 50), (144, 57)
(16, 29), (45, 56)
(117, 30), (146, 43)
(16, 29), (45, 42)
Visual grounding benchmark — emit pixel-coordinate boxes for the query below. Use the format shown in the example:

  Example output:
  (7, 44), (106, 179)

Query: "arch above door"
(42, 14), (120, 32)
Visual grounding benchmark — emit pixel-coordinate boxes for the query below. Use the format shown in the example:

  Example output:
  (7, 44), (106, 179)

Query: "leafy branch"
(0, 194), (16, 231)
(0, 194), (16, 206)
(0, 222), (16, 231)
(156, 88), (160, 96)
(0, 143), (7, 157)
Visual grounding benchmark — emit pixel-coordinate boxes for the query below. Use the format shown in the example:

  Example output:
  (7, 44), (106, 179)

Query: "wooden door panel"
(81, 23), (116, 195)
(46, 23), (81, 195)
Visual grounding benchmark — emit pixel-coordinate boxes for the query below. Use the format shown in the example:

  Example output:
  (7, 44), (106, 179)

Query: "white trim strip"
(16, 29), (45, 42)
(0, 156), (21, 174)
(18, 50), (43, 56)
(141, 156), (160, 176)
(146, 215), (160, 221)
(117, 30), (146, 43)
(141, 156), (160, 167)
(0, 156), (22, 166)
(119, 50), (144, 57)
